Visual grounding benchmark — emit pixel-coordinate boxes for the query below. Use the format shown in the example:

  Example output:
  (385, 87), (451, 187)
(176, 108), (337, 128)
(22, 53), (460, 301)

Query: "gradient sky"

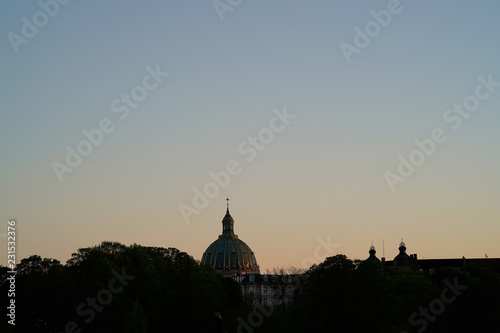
(1, 1), (499, 271)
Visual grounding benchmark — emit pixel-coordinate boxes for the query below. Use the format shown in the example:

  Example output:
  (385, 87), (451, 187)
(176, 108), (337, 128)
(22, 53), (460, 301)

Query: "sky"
(1, 1), (499, 271)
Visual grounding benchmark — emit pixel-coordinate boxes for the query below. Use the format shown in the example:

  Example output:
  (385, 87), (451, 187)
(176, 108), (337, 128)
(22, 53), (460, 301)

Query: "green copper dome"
(201, 207), (259, 276)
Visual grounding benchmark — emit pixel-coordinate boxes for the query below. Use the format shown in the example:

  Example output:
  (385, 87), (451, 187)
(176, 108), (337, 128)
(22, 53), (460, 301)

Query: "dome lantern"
(220, 198), (237, 238)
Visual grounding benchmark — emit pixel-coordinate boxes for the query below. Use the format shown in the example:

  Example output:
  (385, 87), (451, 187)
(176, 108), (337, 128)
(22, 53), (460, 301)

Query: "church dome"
(201, 203), (259, 276)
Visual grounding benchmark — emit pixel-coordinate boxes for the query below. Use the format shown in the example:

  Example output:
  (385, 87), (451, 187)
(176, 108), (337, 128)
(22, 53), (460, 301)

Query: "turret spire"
(399, 238), (406, 249)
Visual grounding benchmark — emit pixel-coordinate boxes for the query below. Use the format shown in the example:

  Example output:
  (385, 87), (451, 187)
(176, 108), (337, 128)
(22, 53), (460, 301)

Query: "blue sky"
(1, 1), (499, 269)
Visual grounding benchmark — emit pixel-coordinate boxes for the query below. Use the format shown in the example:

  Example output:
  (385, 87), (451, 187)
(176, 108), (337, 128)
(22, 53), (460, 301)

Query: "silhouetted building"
(201, 201), (259, 277)
(383, 241), (500, 273)
(393, 239), (415, 266)
(366, 244), (380, 262)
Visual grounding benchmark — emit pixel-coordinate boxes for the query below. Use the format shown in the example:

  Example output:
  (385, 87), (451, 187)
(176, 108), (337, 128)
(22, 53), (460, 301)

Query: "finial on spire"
(226, 197), (229, 210)
(399, 238), (406, 248)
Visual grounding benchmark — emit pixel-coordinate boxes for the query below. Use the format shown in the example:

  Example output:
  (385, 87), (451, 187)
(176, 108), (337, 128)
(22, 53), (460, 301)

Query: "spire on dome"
(220, 198), (237, 238)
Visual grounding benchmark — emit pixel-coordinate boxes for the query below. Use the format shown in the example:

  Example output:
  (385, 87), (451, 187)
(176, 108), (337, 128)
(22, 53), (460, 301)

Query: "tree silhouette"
(0, 241), (249, 332)
(2, 246), (499, 333)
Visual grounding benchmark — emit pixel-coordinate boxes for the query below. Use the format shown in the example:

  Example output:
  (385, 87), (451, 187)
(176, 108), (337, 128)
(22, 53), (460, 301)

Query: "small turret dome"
(393, 239), (412, 266)
(366, 243), (380, 262)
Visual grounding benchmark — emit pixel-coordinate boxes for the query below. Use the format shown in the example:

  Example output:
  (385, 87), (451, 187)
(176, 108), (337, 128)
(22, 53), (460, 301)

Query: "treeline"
(259, 255), (500, 333)
(0, 241), (248, 333)
(1, 245), (499, 333)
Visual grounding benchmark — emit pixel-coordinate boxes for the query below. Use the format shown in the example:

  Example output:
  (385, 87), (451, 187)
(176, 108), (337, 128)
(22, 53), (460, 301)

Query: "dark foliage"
(258, 255), (500, 333)
(0, 241), (248, 333)
(2, 248), (499, 333)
